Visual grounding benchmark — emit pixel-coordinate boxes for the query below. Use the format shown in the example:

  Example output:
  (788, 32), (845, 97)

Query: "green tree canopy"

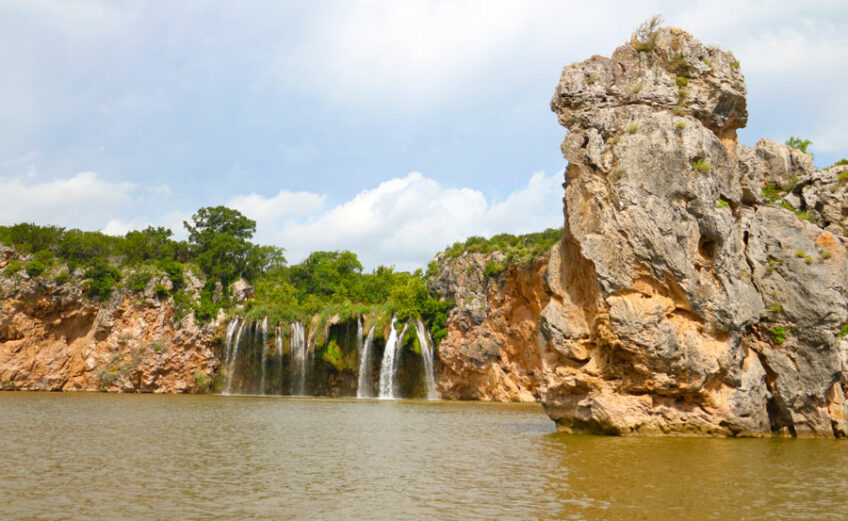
(785, 136), (812, 155)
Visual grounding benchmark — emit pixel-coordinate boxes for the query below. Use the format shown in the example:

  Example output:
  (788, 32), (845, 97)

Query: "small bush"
(805, 255), (814, 265)
(831, 158), (848, 169)
(768, 302), (783, 313)
(25, 260), (46, 277)
(701, 57), (711, 67)
(672, 106), (687, 116)
(730, 60), (740, 69)
(762, 183), (783, 203)
(151, 342), (166, 353)
(625, 122), (640, 133)
(838, 171), (848, 184)
(795, 250), (805, 258)
(821, 250), (833, 260)
(4, 261), (23, 276)
(83, 260), (122, 299)
(690, 158), (712, 173)
(675, 120), (686, 130)
(715, 198), (729, 208)
(785, 136), (812, 155)
(193, 371), (211, 393)
(54, 269), (70, 285)
(676, 76), (688, 87)
(128, 272), (153, 293)
(483, 260), (506, 278)
(153, 282), (169, 299)
(632, 15), (663, 52)
(771, 325), (788, 344)
(678, 87), (687, 98)
(840, 324), (848, 339)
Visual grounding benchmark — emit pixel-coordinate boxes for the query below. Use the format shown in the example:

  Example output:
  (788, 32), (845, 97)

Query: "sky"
(1, 1), (847, 271)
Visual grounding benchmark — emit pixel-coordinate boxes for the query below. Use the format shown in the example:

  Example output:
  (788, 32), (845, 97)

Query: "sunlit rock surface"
(540, 26), (848, 436)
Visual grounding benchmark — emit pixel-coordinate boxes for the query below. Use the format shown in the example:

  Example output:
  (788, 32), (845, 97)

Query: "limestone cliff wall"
(540, 26), (848, 437)
(0, 248), (220, 393)
(429, 251), (550, 402)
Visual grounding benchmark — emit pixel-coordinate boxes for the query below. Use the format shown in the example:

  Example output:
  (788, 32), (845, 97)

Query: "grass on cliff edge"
(439, 228), (562, 264)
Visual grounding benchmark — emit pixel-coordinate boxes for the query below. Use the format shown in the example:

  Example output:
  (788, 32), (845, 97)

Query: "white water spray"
(415, 319), (439, 400)
(225, 320), (246, 395)
(379, 318), (408, 399)
(259, 316), (269, 395)
(276, 324), (284, 394)
(290, 322), (307, 395)
(357, 322), (376, 398)
(223, 318), (239, 373)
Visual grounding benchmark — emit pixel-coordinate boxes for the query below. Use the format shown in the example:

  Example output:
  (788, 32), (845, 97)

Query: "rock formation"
(429, 251), (549, 401)
(0, 247), (219, 392)
(540, 26), (848, 436)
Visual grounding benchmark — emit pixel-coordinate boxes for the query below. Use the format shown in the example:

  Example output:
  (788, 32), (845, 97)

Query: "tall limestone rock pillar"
(539, 26), (848, 437)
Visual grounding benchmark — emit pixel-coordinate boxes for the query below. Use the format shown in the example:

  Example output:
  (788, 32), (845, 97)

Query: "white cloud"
(235, 171), (563, 271)
(0, 171), (136, 228)
(101, 216), (152, 236)
(227, 190), (326, 223)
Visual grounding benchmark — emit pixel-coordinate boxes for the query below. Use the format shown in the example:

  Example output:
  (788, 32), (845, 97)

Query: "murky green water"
(2, 393), (848, 520)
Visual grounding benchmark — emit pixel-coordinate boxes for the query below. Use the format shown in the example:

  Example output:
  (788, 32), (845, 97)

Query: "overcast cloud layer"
(1, 1), (846, 269)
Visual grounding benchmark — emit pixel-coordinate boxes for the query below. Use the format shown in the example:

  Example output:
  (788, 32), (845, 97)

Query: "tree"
(184, 206), (256, 249)
(122, 226), (176, 263)
(184, 206), (258, 283)
(0, 223), (65, 253)
(288, 250), (363, 300)
(785, 136), (812, 155)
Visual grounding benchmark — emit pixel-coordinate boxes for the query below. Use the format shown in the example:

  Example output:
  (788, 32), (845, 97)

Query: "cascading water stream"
(303, 328), (315, 396)
(379, 319), (407, 399)
(378, 320), (398, 399)
(259, 316), (269, 395)
(415, 319), (439, 400)
(223, 318), (239, 375)
(357, 322), (376, 398)
(290, 322), (307, 395)
(276, 324), (284, 395)
(225, 320), (246, 395)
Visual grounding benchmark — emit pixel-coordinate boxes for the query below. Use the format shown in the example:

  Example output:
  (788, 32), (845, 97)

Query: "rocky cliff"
(429, 250), (549, 401)
(0, 247), (219, 392)
(540, 26), (848, 437)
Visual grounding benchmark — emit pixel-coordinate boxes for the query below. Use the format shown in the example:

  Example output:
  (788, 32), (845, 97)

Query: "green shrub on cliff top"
(785, 136), (812, 155)
(441, 228), (562, 264)
(83, 260), (122, 299)
(25, 260), (46, 277)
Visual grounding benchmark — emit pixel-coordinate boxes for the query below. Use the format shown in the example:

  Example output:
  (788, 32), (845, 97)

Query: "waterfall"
(379, 318), (407, 399)
(225, 320), (246, 395)
(276, 324), (284, 395)
(415, 319), (439, 400)
(304, 328), (315, 396)
(357, 322), (376, 398)
(259, 316), (269, 395)
(290, 322), (307, 395)
(223, 318), (239, 374)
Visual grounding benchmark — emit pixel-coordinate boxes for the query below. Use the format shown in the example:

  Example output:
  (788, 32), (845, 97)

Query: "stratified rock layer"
(429, 251), (548, 402)
(0, 250), (219, 393)
(541, 27), (848, 437)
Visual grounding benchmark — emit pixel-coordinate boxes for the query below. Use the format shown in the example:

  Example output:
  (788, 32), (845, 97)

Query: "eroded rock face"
(542, 26), (848, 436)
(429, 251), (549, 402)
(0, 257), (220, 393)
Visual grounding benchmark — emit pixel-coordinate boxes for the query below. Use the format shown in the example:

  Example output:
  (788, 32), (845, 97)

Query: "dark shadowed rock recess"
(539, 26), (848, 437)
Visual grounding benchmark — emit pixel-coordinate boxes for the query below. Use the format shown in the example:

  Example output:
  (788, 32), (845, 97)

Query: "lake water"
(2, 392), (848, 520)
